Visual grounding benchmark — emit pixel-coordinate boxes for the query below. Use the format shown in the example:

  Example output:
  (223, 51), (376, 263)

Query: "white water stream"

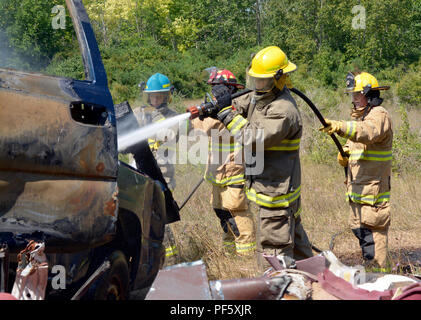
(117, 112), (191, 152)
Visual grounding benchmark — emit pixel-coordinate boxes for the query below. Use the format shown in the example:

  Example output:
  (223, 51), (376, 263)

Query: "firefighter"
(209, 46), (314, 271)
(191, 69), (256, 256)
(320, 71), (392, 270)
(133, 72), (184, 266)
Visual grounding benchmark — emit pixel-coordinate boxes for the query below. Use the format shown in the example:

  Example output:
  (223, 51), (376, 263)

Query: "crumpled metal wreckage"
(146, 252), (421, 301)
(11, 241), (48, 300)
(1, 244), (421, 300)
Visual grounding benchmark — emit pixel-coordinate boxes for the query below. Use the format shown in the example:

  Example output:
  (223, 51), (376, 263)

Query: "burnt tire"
(90, 250), (129, 300)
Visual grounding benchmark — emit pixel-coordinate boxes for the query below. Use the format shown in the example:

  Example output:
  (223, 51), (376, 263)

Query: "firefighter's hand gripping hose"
(186, 88), (252, 120)
(337, 145), (350, 167)
(319, 119), (343, 135)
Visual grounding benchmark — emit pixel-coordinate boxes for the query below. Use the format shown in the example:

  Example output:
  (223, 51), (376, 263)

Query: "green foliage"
(0, 0), (75, 71)
(392, 105), (421, 173)
(396, 60), (421, 109)
(304, 130), (340, 166)
(118, 153), (130, 163)
(44, 50), (85, 80)
(3, 0), (419, 103)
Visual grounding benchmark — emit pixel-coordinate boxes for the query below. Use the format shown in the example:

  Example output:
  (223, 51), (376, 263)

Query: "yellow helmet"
(346, 72), (390, 94)
(248, 46), (297, 78)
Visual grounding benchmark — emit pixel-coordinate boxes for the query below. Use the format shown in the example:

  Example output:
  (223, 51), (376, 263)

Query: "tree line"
(0, 0), (420, 106)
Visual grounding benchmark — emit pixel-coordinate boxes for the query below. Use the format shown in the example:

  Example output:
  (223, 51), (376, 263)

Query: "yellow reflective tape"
(227, 115), (247, 135)
(219, 106), (232, 114)
(223, 241), (235, 248)
(246, 186), (301, 208)
(235, 242), (256, 253)
(294, 206), (302, 218)
(204, 173), (245, 186)
(346, 191), (390, 205)
(349, 150), (392, 162)
(148, 139), (161, 151)
(165, 245), (177, 252)
(266, 138), (301, 151)
(165, 245), (178, 257)
(157, 118), (166, 123)
(162, 83), (170, 88)
(344, 121), (357, 139)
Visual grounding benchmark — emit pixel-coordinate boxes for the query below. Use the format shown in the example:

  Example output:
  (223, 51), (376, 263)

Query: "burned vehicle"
(0, 0), (179, 300)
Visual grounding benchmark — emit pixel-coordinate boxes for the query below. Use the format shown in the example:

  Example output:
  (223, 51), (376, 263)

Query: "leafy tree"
(0, 0), (75, 70)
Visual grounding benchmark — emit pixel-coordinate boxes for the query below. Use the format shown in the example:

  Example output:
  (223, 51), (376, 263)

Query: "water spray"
(117, 112), (190, 152)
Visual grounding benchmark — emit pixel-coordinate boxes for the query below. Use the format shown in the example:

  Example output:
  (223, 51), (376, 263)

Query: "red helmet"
(207, 69), (245, 89)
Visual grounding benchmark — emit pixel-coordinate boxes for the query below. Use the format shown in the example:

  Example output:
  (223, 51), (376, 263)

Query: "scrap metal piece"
(267, 271), (313, 300)
(145, 260), (212, 300)
(296, 255), (327, 277)
(263, 254), (327, 281)
(323, 251), (365, 285)
(210, 276), (292, 300)
(318, 269), (394, 300)
(11, 241), (48, 300)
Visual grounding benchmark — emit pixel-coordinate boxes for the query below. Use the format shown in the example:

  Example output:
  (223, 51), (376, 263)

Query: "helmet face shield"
(351, 91), (368, 108)
(203, 67), (219, 84)
(346, 72), (356, 92)
(143, 91), (170, 107)
(246, 73), (275, 93)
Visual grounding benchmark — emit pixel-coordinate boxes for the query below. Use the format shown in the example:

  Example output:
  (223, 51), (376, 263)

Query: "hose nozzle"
(186, 104), (211, 120)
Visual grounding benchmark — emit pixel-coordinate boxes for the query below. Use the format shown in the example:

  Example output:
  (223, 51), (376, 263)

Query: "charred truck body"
(0, 0), (179, 299)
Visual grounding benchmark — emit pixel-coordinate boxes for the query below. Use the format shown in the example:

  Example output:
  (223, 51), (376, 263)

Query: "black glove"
(214, 209), (240, 237)
(211, 84), (232, 110)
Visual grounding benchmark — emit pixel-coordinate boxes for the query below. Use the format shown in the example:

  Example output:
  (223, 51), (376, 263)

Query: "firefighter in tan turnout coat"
(192, 69), (256, 256)
(210, 47), (314, 270)
(320, 71), (393, 269)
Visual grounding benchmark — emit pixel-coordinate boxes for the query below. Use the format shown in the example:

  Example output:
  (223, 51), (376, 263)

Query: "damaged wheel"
(89, 250), (129, 300)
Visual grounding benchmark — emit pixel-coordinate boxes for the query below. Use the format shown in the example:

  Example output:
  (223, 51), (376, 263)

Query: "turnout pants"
(349, 201), (390, 268)
(211, 185), (256, 255)
(162, 224), (179, 267)
(250, 198), (313, 271)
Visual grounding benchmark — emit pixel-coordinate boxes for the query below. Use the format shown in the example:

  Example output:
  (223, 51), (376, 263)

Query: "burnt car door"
(0, 0), (118, 250)
(0, 0), (181, 298)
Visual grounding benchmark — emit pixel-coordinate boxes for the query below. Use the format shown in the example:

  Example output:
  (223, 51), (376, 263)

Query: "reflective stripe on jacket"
(337, 106), (393, 206)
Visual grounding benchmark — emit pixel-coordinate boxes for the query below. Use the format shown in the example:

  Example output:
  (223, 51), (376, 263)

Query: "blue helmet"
(144, 73), (172, 93)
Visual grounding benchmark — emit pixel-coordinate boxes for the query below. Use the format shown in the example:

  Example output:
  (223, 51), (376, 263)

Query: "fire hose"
(290, 87), (348, 178)
(187, 87), (347, 174)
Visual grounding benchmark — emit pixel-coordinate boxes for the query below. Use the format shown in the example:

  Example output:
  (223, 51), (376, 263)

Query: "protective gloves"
(207, 84), (235, 122)
(319, 119), (343, 135)
(214, 209), (240, 237)
(337, 145), (350, 167)
(211, 84), (232, 110)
